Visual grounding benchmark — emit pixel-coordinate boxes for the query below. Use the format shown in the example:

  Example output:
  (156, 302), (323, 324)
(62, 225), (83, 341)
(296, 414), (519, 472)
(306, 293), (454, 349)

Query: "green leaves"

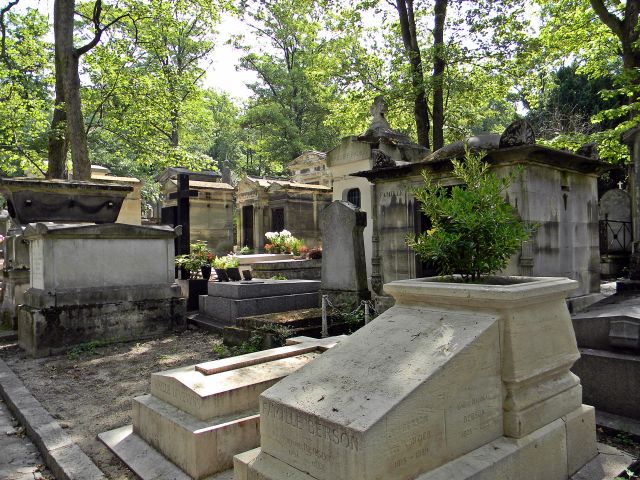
(408, 150), (533, 282)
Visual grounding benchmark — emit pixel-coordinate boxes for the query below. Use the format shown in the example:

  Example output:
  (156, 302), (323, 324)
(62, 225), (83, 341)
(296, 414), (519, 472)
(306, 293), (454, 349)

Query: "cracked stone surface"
(0, 396), (53, 480)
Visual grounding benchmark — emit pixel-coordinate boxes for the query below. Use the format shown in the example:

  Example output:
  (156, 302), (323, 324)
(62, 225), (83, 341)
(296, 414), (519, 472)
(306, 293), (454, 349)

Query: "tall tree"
(236, 0), (342, 172)
(82, 0), (221, 172)
(49, 0), (127, 180)
(431, 0), (447, 150)
(395, 0), (431, 148)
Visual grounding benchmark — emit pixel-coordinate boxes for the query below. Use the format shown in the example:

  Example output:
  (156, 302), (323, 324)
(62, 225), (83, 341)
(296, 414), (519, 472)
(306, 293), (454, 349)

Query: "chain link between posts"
(320, 295), (377, 338)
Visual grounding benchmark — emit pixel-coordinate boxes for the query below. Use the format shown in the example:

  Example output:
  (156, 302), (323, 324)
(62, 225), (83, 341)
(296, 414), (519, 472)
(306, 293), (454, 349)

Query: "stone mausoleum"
(354, 121), (608, 303)
(326, 96), (428, 284)
(236, 176), (332, 251)
(158, 167), (234, 254)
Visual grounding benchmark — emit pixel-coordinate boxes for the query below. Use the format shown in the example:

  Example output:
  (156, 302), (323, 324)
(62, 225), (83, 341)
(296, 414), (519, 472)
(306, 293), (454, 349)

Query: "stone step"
(201, 292), (319, 322)
(187, 313), (233, 334)
(222, 323), (352, 347)
(207, 279), (320, 299)
(133, 393), (259, 480)
(150, 352), (320, 421)
(235, 308), (324, 330)
(194, 339), (342, 375)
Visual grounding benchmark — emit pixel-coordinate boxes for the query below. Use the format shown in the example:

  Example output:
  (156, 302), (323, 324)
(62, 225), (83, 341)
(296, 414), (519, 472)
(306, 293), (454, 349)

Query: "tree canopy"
(0, 0), (637, 194)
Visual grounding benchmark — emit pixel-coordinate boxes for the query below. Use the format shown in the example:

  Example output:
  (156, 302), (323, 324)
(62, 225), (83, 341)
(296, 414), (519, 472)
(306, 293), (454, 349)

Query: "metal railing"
(599, 217), (632, 254)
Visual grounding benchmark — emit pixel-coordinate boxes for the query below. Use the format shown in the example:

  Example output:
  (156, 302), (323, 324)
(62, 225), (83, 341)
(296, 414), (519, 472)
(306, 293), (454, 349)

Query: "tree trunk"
(53, 0), (91, 181)
(432, 0), (447, 151)
(47, 44), (68, 179)
(590, 0), (640, 101)
(170, 108), (179, 147)
(396, 0), (430, 149)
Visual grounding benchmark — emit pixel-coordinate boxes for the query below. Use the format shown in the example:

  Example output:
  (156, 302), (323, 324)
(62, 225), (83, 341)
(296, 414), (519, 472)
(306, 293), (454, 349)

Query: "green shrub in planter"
(408, 150), (534, 282)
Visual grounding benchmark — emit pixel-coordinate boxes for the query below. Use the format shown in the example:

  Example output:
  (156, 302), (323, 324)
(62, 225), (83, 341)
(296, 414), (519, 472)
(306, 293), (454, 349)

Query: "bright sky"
(14, 0), (257, 100)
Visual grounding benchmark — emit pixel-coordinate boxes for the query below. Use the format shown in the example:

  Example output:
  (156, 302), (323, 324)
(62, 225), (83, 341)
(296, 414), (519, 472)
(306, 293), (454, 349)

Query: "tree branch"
(589, 0), (624, 40)
(0, 0), (20, 62)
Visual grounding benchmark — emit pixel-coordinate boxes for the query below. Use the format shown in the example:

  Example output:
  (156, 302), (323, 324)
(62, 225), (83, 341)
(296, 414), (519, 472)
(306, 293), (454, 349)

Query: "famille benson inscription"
(262, 400), (359, 451)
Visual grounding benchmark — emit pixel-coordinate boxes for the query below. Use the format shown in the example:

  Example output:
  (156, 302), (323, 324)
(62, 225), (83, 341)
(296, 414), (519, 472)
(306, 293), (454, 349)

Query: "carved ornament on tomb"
(372, 149), (395, 169)
(499, 119), (536, 148)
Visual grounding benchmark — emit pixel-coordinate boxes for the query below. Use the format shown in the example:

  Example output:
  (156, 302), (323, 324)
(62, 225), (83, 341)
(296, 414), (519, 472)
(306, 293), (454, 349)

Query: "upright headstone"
(320, 201), (370, 311)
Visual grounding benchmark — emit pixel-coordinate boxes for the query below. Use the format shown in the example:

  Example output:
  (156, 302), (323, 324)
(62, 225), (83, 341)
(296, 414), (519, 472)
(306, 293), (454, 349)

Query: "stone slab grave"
(235, 276), (597, 480)
(223, 308), (355, 346)
(17, 222), (185, 357)
(571, 293), (640, 420)
(99, 335), (345, 480)
(198, 279), (320, 328)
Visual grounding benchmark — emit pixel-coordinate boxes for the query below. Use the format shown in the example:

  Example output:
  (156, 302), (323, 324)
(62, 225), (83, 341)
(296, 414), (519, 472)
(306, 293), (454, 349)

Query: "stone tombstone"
(320, 201), (370, 309)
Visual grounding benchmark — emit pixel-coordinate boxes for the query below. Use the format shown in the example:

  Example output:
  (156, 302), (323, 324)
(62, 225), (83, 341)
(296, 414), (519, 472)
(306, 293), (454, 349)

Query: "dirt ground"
(1, 325), (639, 480)
(0, 328), (226, 480)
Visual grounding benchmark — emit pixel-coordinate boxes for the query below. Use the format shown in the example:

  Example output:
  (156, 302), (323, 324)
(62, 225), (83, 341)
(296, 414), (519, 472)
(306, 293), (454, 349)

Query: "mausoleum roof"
(244, 176), (331, 191)
(155, 167), (221, 184)
(92, 173), (141, 184)
(168, 179), (233, 190)
(352, 144), (611, 181)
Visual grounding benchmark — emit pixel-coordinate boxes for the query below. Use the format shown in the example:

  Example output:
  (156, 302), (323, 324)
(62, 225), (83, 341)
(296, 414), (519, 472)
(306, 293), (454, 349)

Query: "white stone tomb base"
(235, 276), (598, 480)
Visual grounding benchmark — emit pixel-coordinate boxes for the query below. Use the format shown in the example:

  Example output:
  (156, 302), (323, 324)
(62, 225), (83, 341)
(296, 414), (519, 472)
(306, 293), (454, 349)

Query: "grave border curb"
(0, 357), (106, 480)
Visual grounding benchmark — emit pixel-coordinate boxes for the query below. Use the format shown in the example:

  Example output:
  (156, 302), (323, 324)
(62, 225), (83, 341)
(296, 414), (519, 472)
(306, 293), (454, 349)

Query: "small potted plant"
(225, 255), (241, 281)
(212, 256), (229, 282)
(201, 251), (214, 281)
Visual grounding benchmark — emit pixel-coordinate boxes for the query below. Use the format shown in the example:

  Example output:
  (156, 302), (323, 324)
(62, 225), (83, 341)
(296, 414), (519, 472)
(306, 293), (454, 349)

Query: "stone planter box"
(238, 276), (597, 480)
(0, 177), (132, 224)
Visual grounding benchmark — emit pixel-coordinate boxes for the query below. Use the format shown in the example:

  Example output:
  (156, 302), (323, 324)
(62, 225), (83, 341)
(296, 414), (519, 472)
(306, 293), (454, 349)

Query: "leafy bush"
(175, 241), (213, 272)
(408, 150), (533, 282)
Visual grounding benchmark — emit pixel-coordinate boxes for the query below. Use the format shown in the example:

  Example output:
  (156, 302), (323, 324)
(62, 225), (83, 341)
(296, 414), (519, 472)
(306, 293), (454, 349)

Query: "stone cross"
(370, 96), (388, 123)
(618, 181), (624, 189)
(173, 173), (191, 255)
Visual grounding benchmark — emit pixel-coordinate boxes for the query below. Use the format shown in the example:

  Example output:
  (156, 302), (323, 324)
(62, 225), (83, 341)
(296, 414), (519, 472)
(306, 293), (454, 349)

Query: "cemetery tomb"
(199, 279), (321, 325)
(320, 200), (370, 311)
(353, 121), (608, 301)
(17, 222), (185, 356)
(236, 176), (331, 252)
(235, 276), (597, 480)
(100, 336), (344, 480)
(325, 96), (427, 289)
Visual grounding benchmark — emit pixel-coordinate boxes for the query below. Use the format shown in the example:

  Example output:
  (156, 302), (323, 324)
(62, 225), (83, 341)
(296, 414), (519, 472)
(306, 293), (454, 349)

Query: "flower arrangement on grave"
(264, 229), (302, 254)
(407, 149), (534, 282)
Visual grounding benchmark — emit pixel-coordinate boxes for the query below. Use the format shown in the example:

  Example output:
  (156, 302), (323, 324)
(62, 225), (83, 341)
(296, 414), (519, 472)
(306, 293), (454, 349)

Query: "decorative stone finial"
(499, 119), (536, 148)
(359, 96), (412, 145)
(370, 96), (390, 128)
